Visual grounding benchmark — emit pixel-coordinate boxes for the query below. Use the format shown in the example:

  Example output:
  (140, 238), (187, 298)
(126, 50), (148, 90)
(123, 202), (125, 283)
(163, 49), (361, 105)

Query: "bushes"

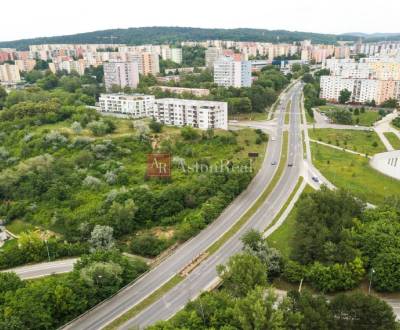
(130, 234), (170, 257)
(0, 232), (89, 270)
(0, 250), (148, 329)
(87, 119), (116, 136)
(306, 257), (365, 293)
(181, 126), (200, 141)
(372, 250), (400, 292)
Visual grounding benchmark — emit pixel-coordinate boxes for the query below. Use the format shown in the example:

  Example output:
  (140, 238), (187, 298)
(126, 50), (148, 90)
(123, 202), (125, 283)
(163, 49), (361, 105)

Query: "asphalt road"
(1, 258), (78, 280)
(62, 83), (302, 330)
(120, 83), (304, 329)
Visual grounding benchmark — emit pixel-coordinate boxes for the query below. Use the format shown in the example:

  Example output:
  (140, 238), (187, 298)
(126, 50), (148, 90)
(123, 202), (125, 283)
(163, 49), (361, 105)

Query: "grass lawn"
(318, 105), (381, 126)
(267, 185), (314, 258)
(383, 132), (400, 150)
(305, 110), (315, 124)
(311, 142), (400, 204)
(308, 128), (386, 155)
(229, 112), (267, 121)
(6, 219), (35, 235)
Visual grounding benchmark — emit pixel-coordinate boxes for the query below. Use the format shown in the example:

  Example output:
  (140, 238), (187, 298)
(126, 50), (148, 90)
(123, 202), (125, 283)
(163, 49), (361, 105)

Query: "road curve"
(1, 258), (78, 280)
(120, 82), (304, 329)
(63, 83), (301, 330)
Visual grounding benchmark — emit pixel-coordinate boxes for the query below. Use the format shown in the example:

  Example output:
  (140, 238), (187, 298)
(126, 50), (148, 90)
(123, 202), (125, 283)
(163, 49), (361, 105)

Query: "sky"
(1, 0), (400, 41)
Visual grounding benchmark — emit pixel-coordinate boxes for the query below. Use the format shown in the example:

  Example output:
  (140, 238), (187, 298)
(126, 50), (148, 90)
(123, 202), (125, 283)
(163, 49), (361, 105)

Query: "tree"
(292, 187), (364, 265)
(217, 253), (267, 297)
(372, 250), (400, 292)
(241, 229), (283, 277)
(330, 292), (397, 330)
(339, 89), (351, 104)
(89, 225), (115, 251)
(105, 199), (138, 235)
(149, 119), (163, 133)
(80, 261), (123, 299)
(381, 98), (398, 109)
(302, 73), (314, 83)
(234, 286), (284, 330)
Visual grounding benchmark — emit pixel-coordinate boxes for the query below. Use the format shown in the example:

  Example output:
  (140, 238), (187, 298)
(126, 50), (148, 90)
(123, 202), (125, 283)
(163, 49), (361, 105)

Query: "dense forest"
(0, 26), (365, 50)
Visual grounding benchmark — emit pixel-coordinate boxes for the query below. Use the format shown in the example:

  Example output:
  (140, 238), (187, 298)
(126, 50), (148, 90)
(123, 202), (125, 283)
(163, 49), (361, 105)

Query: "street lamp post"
(368, 268), (375, 294)
(44, 239), (51, 262)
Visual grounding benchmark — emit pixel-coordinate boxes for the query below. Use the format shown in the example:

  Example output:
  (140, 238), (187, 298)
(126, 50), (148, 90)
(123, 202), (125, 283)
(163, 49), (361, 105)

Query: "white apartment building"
(98, 94), (227, 130)
(104, 60), (140, 91)
(0, 64), (21, 83)
(161, 48), (183, 64)
(154, 98), (228, 130)
(205, 47), (223, 68)
(214, 56), (252, 88)
(320, 76), (400, 104)
(99, 93), (155, 118)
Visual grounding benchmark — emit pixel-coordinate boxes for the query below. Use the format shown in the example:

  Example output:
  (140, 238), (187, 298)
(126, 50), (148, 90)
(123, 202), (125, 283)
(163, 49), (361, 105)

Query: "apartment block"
(214, 56), (252, 88)
(154, 98), (228, 130)
(99, 93), (155, 118)
(0, 64), (21, 83)
(98, 93), (228, 130)
(15, 59), (36, 72)
(320, 76), (400, 104)
(205, 47), (223, 68)
(161, 48), (183, 64)
(104, 60), (140, 91)
(151, 86), (210, 97)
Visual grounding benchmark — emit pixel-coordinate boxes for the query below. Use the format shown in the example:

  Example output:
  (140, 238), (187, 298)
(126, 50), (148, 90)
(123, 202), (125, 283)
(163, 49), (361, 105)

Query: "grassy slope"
(383, 132), (400, 150)
(311, 143), (400, 204)
(318, 105), (381, 126)
(308, 128), (386, 155)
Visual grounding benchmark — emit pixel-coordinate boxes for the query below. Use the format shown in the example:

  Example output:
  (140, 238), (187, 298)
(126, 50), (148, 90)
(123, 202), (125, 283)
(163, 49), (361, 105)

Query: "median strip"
(103, 119), (291, 330)
(206, 131), (289, 255)
(104, 275), (183, 330)
(264, 176), (304, 233)
(284, 101), (291, 125)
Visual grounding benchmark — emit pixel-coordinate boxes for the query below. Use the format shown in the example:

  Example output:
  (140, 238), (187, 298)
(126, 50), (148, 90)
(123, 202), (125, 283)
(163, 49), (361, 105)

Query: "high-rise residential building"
(161, 47), (183, 64)
(213, 56), (252, 88)
(0, 64), (21, 83)
(103, 60), (140, 91)
(99, 93), (155, 118)
(153, 98), (228, 130)
(15, 59), (36, 72)
(128, 52), (160, 76)
(205, 47), (223, 68)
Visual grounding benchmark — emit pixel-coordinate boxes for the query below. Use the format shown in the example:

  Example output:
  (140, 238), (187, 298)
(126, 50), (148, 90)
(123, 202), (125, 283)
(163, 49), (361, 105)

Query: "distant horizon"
(1, 26), (400, 44)
(1, 0), (400, 42)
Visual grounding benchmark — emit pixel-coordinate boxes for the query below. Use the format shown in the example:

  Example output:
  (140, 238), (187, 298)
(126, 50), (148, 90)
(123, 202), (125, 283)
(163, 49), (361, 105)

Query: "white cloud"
(1, 0), (399, 41)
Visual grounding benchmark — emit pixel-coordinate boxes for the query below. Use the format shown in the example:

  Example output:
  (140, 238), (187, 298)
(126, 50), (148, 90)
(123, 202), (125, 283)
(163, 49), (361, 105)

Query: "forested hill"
(0, 26), (358, 50)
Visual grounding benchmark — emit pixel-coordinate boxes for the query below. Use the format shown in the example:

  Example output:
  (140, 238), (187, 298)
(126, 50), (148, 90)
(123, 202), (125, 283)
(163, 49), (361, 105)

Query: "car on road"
(271, 160), (277, 165)
(271, 137), (276, 141)
(312, 176), (319, 182)
(288, 162), (294, 167)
